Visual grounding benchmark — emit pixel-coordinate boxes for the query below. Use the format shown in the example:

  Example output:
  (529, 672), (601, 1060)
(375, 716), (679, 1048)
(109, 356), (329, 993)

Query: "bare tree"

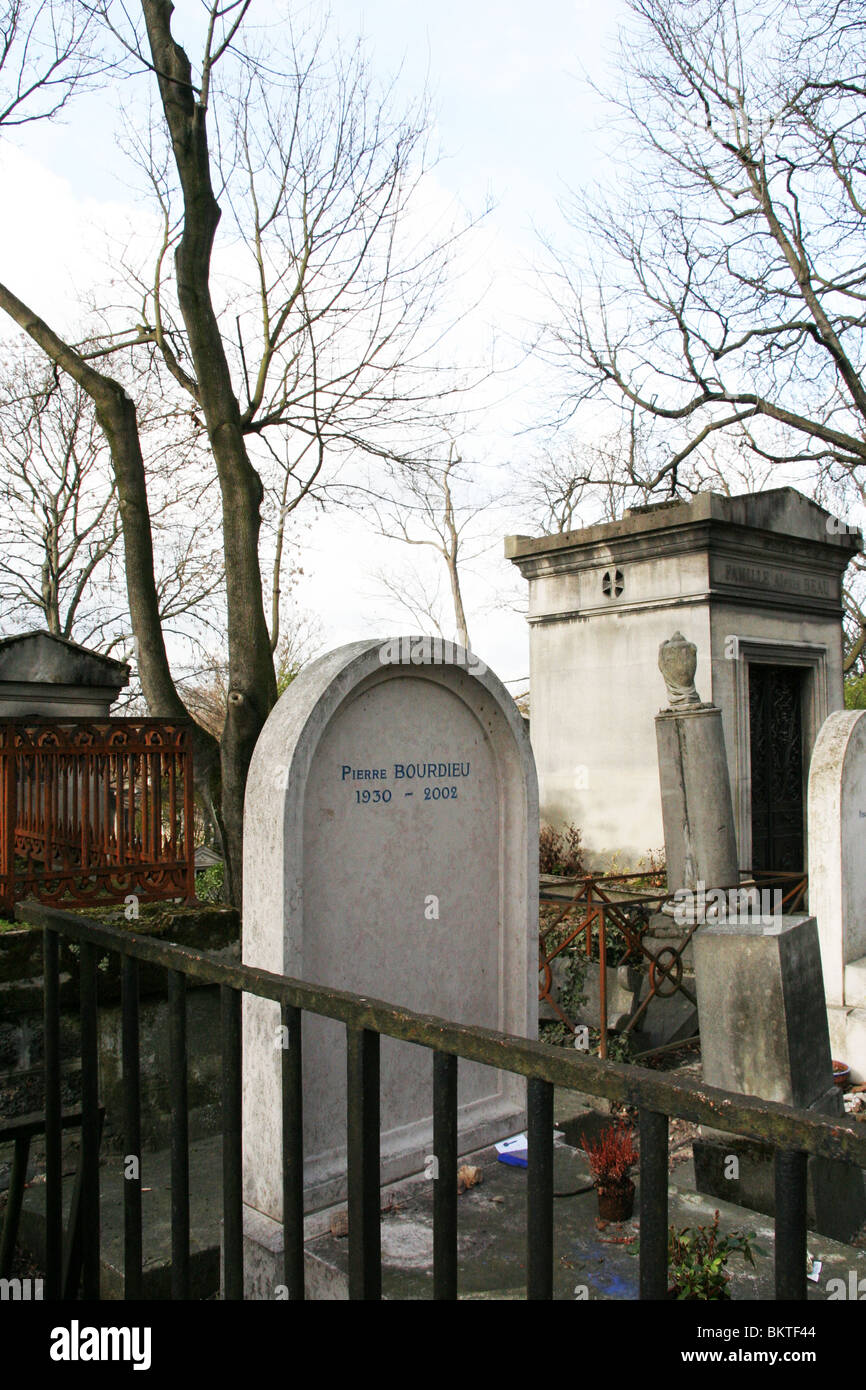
(0, 0), (104, 126)
(366, 442), (501, 648)
(517, 415), (661, 534)
(541, 0), (866, 496)
(371, 560), (449, 640)
(0, 353), (123, 642)
(0, 2), (477, 902)
(0, 343), (226, 668)
(115, 13), (470, 653)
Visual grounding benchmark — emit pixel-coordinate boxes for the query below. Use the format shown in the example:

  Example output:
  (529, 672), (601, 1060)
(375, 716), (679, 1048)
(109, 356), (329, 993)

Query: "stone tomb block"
(693, 915), (866, 1242)
(695, 915), (833, 1108)
(242, 640), (538, 1245)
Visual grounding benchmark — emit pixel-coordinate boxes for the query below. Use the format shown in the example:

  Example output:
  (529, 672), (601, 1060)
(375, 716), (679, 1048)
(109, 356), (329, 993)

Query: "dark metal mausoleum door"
(749, 665), (805, 873)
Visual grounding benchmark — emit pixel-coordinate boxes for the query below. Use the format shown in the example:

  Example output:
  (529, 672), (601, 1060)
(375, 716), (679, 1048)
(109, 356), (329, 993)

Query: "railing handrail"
(18, 898), (866, 1170)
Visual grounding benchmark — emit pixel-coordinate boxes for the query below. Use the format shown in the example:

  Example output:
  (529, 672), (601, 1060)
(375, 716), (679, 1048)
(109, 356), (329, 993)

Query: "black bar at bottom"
(639, 1107), (669, 1300)
(433, 1052), (458, 1299)
(346, 1027), (381, 1300)
(775, 1148), (807, 1300)
(527, 1076), (554, 1299)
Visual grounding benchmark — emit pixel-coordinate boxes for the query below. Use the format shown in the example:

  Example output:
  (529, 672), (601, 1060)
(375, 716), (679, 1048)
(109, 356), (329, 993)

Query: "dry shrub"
(539, 822), (585, 876)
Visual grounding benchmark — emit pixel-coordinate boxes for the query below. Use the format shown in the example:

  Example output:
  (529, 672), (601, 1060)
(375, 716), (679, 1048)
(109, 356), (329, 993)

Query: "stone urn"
(658, 631), (702, 708)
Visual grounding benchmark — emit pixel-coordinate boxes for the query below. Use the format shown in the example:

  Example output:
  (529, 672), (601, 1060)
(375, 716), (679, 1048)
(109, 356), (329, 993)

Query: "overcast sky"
(0, 0), (628, 688)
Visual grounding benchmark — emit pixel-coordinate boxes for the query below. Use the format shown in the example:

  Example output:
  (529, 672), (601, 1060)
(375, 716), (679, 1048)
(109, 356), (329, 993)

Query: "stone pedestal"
(693, 915), (866, 1241)
(655, 704), (739, 896)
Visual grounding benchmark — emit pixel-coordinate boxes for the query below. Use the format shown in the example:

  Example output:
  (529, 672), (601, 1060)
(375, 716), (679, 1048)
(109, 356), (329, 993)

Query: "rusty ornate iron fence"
(539, 870), (809, 1057)
(15, 899), (866, 1301)
(0, 719), (195, 912)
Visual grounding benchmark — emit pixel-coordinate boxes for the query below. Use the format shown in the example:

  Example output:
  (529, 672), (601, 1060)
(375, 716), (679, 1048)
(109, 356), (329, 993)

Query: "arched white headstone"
(241, 638), (538, 1232)
(809, 709), (866, 1007)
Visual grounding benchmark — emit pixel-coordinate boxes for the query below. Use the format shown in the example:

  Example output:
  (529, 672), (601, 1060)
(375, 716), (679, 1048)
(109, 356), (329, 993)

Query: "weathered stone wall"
(0, 906), (239, 1157)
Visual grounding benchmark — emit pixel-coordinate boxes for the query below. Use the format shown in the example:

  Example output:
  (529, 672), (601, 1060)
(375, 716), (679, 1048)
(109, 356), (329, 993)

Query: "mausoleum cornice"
(506, 487), (861, 582)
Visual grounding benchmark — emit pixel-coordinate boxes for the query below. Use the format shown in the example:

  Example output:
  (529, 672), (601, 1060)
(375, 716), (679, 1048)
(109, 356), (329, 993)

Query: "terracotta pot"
(597, 1178), (635, 1222)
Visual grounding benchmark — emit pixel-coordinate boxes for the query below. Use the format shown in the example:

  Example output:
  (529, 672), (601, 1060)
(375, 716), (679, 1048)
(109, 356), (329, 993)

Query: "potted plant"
(581, 1117), (638, 1221)
(832, 1059), (851, 1089)
(667, 1210), (761, 1299)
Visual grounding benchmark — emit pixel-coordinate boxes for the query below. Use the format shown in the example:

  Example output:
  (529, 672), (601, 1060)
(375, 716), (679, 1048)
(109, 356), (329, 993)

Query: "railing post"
(639, 1107), (668, 1299)
(122, 955), (143, 1299)
(433, 1051), (458, 1300)
(281, 1002), (304, 1300)
(527, 1076), (554, 1299)
(0, 1134), (31, 1277)
(43, 926), (63, 1299)
(168, 968), (190, 1298)
(79, 941), (101, 1299)
(346, 1026), (381, 1300)
(221, 984), (243, 1300)
(774, 1148), (807, 1300)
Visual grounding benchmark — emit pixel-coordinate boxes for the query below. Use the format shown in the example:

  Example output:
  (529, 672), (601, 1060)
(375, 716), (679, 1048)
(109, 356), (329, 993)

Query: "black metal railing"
(0, 1106), (104, 1298)
(14, 899), (866, 1301)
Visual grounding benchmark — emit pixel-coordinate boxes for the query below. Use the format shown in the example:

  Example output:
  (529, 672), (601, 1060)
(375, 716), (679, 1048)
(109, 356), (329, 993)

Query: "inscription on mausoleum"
(722, 562), (829, 596)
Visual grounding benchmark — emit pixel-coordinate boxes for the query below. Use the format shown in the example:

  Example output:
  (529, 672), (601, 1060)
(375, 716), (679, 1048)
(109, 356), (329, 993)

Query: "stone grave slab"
(809, 709), (866, 1082)
(240, 639), (538, 1293)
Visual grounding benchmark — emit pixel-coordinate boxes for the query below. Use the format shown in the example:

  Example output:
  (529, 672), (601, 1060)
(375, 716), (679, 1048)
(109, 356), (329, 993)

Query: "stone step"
(14, 1133), (223, 1298)
(845, 955), (866, 1006)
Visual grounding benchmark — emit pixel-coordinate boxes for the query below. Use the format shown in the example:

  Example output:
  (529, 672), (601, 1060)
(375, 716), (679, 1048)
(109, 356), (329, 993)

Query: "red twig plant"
(581, 1119), (638, 1189)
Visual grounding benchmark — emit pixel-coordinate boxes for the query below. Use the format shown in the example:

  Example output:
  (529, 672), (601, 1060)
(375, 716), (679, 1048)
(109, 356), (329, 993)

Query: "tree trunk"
(142, 0), (278, 906)
(447, 553), (470, 650)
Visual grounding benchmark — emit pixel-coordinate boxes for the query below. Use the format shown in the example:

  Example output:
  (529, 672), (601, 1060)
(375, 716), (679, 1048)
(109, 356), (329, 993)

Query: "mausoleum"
(0, 630), (129, 717)
(507, 489), (861, 873)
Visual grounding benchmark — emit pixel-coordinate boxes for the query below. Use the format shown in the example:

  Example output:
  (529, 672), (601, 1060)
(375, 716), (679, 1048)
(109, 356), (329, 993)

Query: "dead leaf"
(457, 1164), (483, 1194)
(380, 1197), (405, 1215)
(329, 1209), (349, 1238)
